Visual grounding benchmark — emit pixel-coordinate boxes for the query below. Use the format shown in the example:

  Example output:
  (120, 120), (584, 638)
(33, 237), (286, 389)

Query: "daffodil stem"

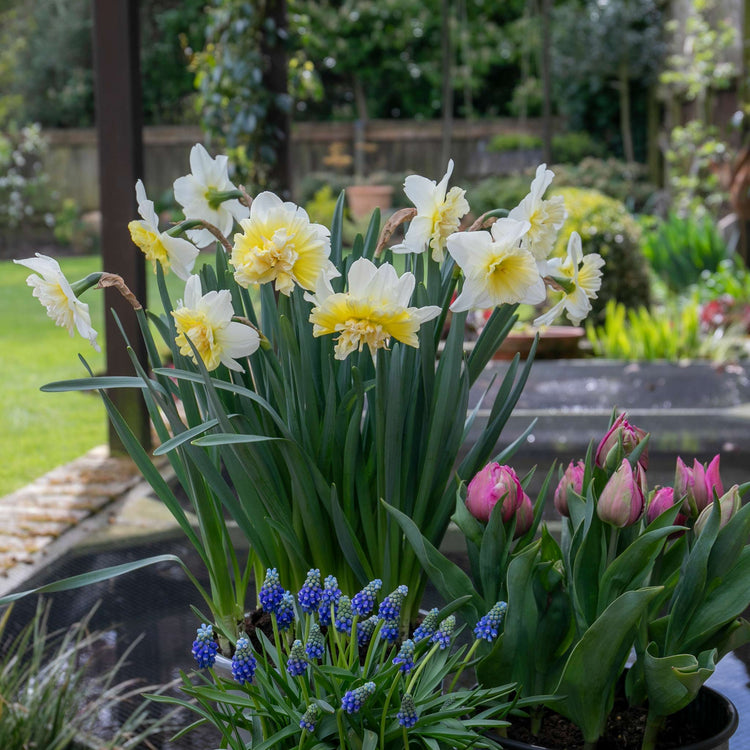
(71, 272), (104, 297)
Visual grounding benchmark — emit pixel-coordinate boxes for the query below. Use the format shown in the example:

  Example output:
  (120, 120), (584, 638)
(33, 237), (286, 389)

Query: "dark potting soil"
(506, 697), (705, 750)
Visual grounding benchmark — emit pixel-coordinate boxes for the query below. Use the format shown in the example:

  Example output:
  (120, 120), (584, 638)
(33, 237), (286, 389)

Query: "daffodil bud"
(554, 460), (585, 517)
(596, 459), (644, 528)
(465, 462), (523, 523)
(694, 485), (741, 536)
(595, 413), (648, 472)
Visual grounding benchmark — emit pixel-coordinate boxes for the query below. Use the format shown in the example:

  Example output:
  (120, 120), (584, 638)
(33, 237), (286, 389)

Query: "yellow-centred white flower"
(14, 253), (100, 350)
(508, 163), (567, 260)
(128, 179), (199, 280)
(173, 143), (250, 248)
(231, 191), (336, 296)
(533, 231), (604, 326)
(172, 275), (260, 372)
(391, 160), (470, 262)
(306, 257), (441, 361)
(448, 218), (546, 312)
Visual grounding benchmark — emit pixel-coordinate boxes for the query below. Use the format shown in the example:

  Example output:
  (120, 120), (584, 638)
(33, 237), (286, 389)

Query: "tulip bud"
(554, 460), (585, 517)
(595, 413), (649, 472)
(646, 486), (687, 526)
(704, 454), (724, 504)
(466, 463), (523, 523)
(690, 459), (708, 512)
(514, 492), (534, 538)
(694, 485), (741, 536)
(596, 459), (644, 528)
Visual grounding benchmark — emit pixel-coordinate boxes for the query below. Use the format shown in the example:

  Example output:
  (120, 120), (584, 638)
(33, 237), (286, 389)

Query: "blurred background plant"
(0, 601), (167, 750)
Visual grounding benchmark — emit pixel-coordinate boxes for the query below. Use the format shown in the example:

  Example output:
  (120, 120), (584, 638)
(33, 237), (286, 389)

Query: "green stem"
(380, 675), (402, 750)
(448, 640), (480, 692)
(407, 643), (439, 693)
(70, 272), (104, 297)
(337, 709), (348, 750)
(298, 674), (310, 705)
(402, 725), (409, 750)
(606, 526), (620, 568)
(349, 617), (360, 668)
(166, 218), (204, 236)
(641, 710), (664, 750)
(251, 693), (269, 741)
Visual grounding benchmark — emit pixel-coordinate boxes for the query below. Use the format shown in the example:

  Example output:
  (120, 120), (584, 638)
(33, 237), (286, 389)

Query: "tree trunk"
(540, 0), (553, 164)
(260, 0), (291, 196)
(618, 60), (635, 163)
(441, 0), (454, 167)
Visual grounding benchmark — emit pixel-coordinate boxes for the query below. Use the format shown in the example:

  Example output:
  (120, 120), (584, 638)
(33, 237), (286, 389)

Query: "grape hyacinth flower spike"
(298, 568), (323, 614)
(392, 639), (416, 673)
(286, 639), (309, 676)
(341, 682), (376, 713)
(305, 623), (325, 660)
(276, 591), (296, 631)
(318, 574), (342, 625)
(259, 567), (285, 613)
(352, 578), (383, 617)
(231, 636), (257, 685)
(397, 693), (419, 728)
(413, 608), (439, 643)
(192, 623), (219, 669)
(300, 704), (320, 733)
(431, 615), (456, 650)
(474, 601), (508, 643)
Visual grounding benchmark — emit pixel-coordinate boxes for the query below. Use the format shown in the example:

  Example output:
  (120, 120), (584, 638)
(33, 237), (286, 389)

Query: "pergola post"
(92, 0), (151, 453)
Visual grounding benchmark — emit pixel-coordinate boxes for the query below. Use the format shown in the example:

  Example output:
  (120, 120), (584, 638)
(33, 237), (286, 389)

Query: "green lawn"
(0, 253), (207, 497)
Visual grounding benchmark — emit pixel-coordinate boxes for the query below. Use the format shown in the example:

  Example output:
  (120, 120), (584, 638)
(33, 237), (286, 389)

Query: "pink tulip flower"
(465, 462), (523, 523)
(595, 412), (649, 472)
(597, 459), (644, 528)
(554, 460), (585, 518)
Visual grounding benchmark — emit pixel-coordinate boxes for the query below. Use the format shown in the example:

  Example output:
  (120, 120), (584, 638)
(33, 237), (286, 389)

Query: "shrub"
(551, 131), (607, 163)
(550, 157), (658, 212)
(465, 173), (533, 218)
(640, 213), (729, 293)
(487, 132), (543, 153)
(552, 187), (651, 320)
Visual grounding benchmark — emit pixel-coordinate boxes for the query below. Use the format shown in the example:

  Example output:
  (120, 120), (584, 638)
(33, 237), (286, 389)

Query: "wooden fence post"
(92, 0), (151, 453)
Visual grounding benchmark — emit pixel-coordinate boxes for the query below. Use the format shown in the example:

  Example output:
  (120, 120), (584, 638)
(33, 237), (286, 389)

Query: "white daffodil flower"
(128, 180), (199, 280)
(392, 160), (470, 263)
(173, 143), (250, 248)
(14, 253), (100, 351)
(231, 191), (336, 296)
(172, 275), (260, 372)
(305, 257), (441, 361)
(534, 232), (605, 327)
(448, 218), (546, 312)
(508, 163), (567, 261)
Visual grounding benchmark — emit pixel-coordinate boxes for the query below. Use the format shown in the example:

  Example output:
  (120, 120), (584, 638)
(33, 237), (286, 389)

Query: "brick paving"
(0, 446), (143, 577)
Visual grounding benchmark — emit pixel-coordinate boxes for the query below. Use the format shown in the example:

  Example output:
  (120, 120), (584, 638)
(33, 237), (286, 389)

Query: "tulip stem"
(607, 526), (619, 567)
(641, 710), (664, 750)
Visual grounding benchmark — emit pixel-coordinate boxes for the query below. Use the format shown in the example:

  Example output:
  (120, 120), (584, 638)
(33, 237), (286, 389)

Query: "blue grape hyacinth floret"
(377, 584), (408, 621)
(305, 623), (325, 660)
(286, 639), (308, 676)
(412, 607), (439, 643)
(431, 615), (455, 650)
(380, 618), (400, 643)
(357, 615), (378, 647)
(298, 569), (323, 614)
(276, 591), (296, 631)
(474, 601), (508, 642)
(231, 636), (257, 685)
(300, 704), (320, 733)
(392, 639), (415, 673)
(397, 693), (418, 728)
(341, 682), (376, 714)
(191, 623), (219, 669)
(317, 574), (342, 626)
(351, 578), (383, 617)
(259, 568), (285, 613)
(334, 595), (353, 633)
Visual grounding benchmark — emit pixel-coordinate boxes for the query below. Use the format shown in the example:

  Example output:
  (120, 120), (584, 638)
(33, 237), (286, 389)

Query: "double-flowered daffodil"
(306, 257), (441, 361)
(533, 231), (604, 326)
(173, 143), (250, 248)
(447, 217), (545, 311)
(128, 179), (199, 280)
(231, 191), (336, 296)
(508, 163), (567, 261)
(14, 253), (100, 350)
(172, 275), (260, 372)
(392, 159), (470, 263)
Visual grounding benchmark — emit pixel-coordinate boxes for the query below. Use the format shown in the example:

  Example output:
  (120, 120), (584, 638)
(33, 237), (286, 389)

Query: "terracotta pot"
(346, 184), (394, 219)
(494, 326), (584, 360)
(497, 685), (738, 750)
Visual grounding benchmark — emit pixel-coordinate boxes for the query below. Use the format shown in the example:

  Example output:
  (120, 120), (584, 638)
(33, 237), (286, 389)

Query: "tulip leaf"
(479, 499), (509, 603)
(681, 547), (750, 652)
(642, 643), (716, 717)
(553, 586), (662, 744)
(597, 525), (682, 616)
(451, 487), (484, 550)
(706, 500), (750, 584)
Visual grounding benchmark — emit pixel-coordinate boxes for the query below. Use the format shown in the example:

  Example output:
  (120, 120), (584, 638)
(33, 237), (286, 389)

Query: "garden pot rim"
(494, 683), (738, 750)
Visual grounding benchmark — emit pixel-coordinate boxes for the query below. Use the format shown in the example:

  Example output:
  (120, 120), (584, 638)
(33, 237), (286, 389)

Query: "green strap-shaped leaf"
(553, 586), (663, 744)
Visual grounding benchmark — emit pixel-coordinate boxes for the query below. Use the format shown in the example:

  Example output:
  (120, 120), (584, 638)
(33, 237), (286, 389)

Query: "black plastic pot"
(497, 685), (738, 750)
